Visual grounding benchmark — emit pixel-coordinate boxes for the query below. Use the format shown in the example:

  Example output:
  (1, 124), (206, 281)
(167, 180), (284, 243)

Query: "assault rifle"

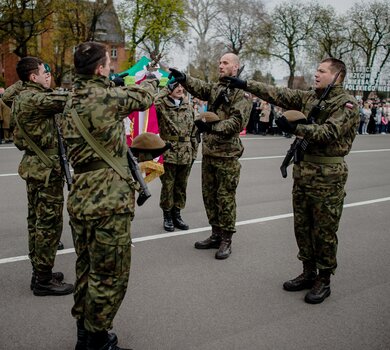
(127, 148), (151, 206)
(55, 118), (72, 190)
(279, 70), (342, 178)
(210, 65), (245, 112)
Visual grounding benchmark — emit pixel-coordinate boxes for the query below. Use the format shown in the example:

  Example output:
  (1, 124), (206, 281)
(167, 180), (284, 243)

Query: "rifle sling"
(70, 109), (131, 182)
(14, 115), (55, 168)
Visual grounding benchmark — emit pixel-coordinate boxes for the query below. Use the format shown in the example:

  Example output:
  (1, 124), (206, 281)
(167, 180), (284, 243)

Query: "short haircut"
(321, 57), (346, 82)
(16, 57), (43, 82)
(74, 41), (107, 75)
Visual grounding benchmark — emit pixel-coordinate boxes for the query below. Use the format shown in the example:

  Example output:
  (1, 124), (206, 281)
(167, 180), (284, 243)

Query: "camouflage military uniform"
(154, 87), (198, 211)
(62, 75), (158, 332)
(246, 81), (360, 272)
(183, 77), (252, 233)
(10, 81), (67, 275)
(2, 80), (24, 108)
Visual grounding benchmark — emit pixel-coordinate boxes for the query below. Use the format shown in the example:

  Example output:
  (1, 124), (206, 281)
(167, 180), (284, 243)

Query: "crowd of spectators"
(357, 100), (390, 135)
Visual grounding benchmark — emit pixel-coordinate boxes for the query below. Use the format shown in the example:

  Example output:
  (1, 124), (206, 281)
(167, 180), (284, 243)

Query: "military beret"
(198, 111), (220, 123)
(282, 110), (307, 122)
(131, 132), (166, 150)
(130, 132), (171, 161)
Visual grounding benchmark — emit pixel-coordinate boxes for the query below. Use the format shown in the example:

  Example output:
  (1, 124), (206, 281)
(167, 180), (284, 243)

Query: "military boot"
(33, 271), (74, 296)
(86, 330), (131, 350)
(163, 210), (174, 232)
(76, 320), (118, 350)
(30, 269), (65, 290)
(171, 207), (189, 230)
(283, 261), (317, 291)
(215, 231), (233, 260)
(58, 241), (65, 250)
(194, 226), (222, 249)
(304, 269), (331, 304)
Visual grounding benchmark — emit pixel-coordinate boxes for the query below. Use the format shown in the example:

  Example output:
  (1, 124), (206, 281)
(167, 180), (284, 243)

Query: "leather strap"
(70, 109), (130, 181)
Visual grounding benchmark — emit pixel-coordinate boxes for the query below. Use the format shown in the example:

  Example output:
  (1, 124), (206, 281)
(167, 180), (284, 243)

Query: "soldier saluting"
(6, 57), (73, 296)
(62, 42), (160, 350)
(169, 53), (252, 260)
(223, 58), (360, 304)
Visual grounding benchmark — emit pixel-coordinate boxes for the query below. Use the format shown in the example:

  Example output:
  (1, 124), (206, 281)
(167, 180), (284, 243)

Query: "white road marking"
(1, 196), (390, 265)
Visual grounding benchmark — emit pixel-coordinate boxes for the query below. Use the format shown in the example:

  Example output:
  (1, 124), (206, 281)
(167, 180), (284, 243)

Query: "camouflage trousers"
(70, 213), (132, 332)
(26, 176), (64, 273)
(292, 162), (348, 273)
(202, 156), (241, 233)
(160, 162), (193, 210)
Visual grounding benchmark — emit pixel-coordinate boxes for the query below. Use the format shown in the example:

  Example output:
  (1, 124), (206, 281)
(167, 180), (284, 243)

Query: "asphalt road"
(1, 134), (389, 350)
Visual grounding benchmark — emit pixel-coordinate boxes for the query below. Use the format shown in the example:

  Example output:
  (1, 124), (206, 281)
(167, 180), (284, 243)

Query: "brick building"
(0, 0), (128, 88)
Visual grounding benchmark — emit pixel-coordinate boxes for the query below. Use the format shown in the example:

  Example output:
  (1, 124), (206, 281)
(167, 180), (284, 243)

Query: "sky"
(167, 0), (362, 80)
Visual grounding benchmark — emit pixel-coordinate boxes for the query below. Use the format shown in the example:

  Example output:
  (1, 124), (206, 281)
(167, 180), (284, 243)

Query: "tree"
(0, 0), (55, 57)
(214, 0), (267, 55)
(117, 0), (187, 65)
(184, 0), (220, 77)
(44, 0), (111, 86)
(346, 0), (390, 100)
(309, 6), (352, 61)
(249, 1), (321, 88)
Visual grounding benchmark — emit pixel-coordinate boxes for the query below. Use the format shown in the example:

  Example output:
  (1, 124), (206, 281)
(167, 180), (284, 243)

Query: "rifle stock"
(127, 148), (151, 206)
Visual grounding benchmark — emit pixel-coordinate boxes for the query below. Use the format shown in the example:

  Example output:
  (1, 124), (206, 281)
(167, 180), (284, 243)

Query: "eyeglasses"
(44, 63), (51, 74)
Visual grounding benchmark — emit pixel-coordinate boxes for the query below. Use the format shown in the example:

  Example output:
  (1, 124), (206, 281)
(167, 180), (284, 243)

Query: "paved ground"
(1, 134), (389, 350)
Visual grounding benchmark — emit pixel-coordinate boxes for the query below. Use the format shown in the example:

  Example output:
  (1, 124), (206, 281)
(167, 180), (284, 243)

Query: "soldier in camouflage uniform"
(5, 57), (73, 296)
(154, 82), (198, 232)
(62, 42), (159, 350)
(169, 53), (252, 260)
(224, 58), (360, 304)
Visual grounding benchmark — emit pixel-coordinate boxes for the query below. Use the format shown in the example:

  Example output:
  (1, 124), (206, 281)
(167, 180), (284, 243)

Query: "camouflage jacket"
(246, 81), (360, 157)
(2, 80), (24, 108)
(11, 81), (68, 183)
(154, 87), (198, 164)
(62, 75), (158, 220)
(183, 76), (252, 158)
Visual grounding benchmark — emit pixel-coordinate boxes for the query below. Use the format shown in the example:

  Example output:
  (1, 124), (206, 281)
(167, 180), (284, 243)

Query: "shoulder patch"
(345, 102), (354, 110)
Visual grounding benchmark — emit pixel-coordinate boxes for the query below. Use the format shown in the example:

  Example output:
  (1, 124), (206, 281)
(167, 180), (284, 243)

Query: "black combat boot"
(58, 241), (65, 250)
(215, 231), (233, 260)
(33, 271), (74, 296)
(194, 226), (222, 249)
(163, 210), (175, 232)
(30, 269), (65, 290)
(87, 330), (131, 350)
(304, 269), (331, 304)
(76, 320), (118, 350)
(283, 261), (317, 291)
(171, 207), (189, 230)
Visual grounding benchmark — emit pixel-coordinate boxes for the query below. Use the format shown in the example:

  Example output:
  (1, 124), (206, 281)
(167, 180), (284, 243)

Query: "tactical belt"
(164, 136), (190, 142)
(303, 154), (344, 164)
(25, 149), (58, 156)
(73, 159), (128, 174)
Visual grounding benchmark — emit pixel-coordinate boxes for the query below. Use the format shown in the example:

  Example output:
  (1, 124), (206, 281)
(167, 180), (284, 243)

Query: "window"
(111, 47), (117, 58)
